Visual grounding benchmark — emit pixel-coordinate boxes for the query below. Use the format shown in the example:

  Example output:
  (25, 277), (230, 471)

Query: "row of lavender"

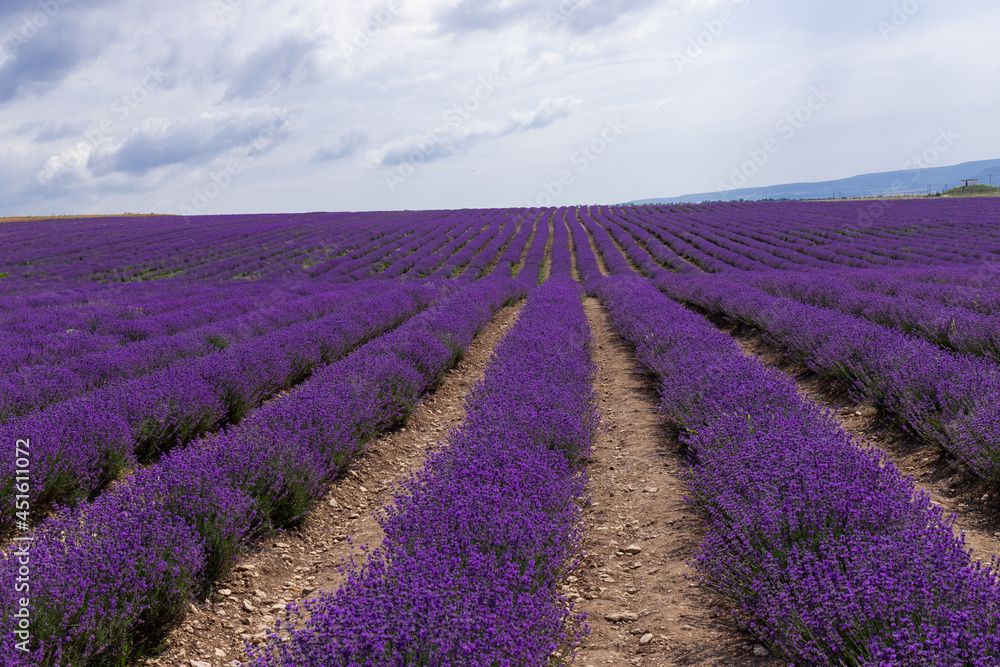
(657, 273), (1000, 482)
(627, 199), (1000, 272)
(6, 201), (1000, 292)
(560, 200), (1000, 275)
(576, 202), (1000, 354)
(0, 276), (526, 665)
(0, 210), (525, 381)
(828, 263), (1000, 313)
(596, 275), (1000, 665)
(0, 280), (295, 339)
(0, 282), (424, 422)
(738, 269), (1000, 359)
(0, 210), (537, 405)
(0, 281), (441, 535)
(517, 208), (551, 285)
(0, 210), (552, 528)
(250, 276), (597, 666)
(0, 209), (541, 288)
(573, 204), (1000, 484)
(0, 282), (299, 386)
(0, 216), (424, 382)
(0, 211), (405, 285)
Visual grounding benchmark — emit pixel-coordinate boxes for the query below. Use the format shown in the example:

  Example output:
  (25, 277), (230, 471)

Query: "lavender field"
(3, 200), (1000, 666)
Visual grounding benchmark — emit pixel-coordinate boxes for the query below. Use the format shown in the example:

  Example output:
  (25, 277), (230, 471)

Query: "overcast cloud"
(0, 0), (996, 215)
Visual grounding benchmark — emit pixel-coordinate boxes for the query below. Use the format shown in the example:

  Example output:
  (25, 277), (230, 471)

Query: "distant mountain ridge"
(629, 159), (1000, 204)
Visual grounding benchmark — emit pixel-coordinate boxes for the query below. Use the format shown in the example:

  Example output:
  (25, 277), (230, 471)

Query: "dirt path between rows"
(564, 215), (581, 282)
(575, 217), (611, 277)
(144, 302), (525, 667)
(629, 212), (704, 271)
(587, 216), (643, 275)
(570, 299), (781, 667)
(541, 210), (555, 281)
(726, 322), (1000, 570)
(479, 216), (521, 278)
(516, 213), (541, 274)
(614, 214), (702, 273)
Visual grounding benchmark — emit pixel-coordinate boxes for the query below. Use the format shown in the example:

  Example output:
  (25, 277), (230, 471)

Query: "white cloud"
(365, 95), (580, 167)
(312, 126), (367, 162)
(0, 0), (998, 214)
(36, 106), (290, 187)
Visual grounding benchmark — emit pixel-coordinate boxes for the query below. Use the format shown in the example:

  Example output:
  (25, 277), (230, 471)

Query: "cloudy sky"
(0, 0), (997, 215)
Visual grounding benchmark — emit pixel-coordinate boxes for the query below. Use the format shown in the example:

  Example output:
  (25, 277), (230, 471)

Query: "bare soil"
(576, 217), (611, 276)
(542, 210), (556, 281)
(564, 215), (580, 280)
(143, 302), (524, 667)
(512, 212), (541, 277)
(722, 320), (1000, 569)
(478, 215), (522, 278)
(618, 218), (701, 273)
(619, 216), (700, 271)
(587, 216), (643, 274)
(569, 299), (782, 667)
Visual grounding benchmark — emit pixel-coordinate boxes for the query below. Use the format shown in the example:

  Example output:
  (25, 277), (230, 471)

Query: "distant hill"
(940, 183), (1000, 197)
(628, 159), (1000, 204)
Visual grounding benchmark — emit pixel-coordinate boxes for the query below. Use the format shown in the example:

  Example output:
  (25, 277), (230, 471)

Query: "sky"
(0, 0), (997, 215)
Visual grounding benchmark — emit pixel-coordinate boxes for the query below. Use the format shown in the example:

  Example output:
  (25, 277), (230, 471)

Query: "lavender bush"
(656, 273), (1000, 482)
(249, 276), (598, 666)
(0, 277), (525, 665)
(595, 275), (1000, 665)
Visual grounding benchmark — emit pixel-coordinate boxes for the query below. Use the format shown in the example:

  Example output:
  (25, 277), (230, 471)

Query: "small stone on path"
(605, 612), (638, 622)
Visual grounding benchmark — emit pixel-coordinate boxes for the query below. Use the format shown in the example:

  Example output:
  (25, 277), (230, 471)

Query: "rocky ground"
(144, 303), (524, 667)
(569, 299), (782, 667)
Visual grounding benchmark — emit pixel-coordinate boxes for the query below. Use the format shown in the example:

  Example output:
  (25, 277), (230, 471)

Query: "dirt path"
(456, 216), (521, 279)
(565, 215), (581, 282)
(541, 210), (555, 281)
(574, 218), (611, 277)
(144, 303), (525, 667)
(727, 323), (1000, 569)
(626, 212), (703, 271)
(511, 212), (541, 277)
(571, 299), (781, 667)
(588, 215), (643, 275)
(480, 217), (521, 278)
(613, 214), (703, 273)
